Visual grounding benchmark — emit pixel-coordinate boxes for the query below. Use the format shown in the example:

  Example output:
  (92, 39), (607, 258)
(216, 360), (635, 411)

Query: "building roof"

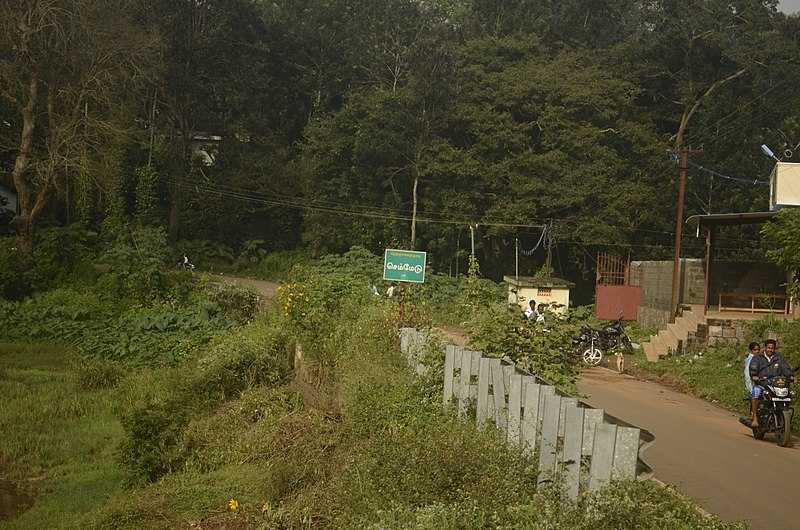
(685, 211), (778, 234)
(503, 275), (575, 288)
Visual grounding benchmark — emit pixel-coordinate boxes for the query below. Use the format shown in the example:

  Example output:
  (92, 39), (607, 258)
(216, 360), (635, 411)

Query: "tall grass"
(0, 343), (125, 530)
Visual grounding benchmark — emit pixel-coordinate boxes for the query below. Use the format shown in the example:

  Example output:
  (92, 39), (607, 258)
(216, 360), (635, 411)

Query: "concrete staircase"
(642, 305), (706, 361)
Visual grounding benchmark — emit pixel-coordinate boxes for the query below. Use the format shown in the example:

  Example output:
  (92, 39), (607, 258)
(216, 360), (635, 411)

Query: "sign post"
(383, 249), (427, 284)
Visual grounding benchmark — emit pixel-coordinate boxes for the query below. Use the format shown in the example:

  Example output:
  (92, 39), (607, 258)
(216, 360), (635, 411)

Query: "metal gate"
(595, 253), (642, 320)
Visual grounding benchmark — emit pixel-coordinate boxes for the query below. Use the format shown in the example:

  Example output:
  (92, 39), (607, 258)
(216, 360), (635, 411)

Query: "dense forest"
(2, 0), (800, 281)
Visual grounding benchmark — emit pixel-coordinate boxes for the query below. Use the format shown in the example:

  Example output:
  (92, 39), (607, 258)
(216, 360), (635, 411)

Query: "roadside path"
(579, 368), (800, 530)
(215, 274), (279, 304)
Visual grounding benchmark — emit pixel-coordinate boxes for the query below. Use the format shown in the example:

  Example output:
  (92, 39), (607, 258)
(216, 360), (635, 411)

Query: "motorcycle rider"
(747, 339), (794, 428)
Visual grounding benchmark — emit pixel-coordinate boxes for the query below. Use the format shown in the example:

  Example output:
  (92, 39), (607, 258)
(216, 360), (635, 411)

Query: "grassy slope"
(1, 308), (745, 530)
(628, 346), (749, 414)
(0, 343), (125, 530)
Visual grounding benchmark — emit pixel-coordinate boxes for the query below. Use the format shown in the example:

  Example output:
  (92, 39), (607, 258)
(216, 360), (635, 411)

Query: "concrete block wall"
(632, 259), (705, 329)
(685, 318), (748, 352)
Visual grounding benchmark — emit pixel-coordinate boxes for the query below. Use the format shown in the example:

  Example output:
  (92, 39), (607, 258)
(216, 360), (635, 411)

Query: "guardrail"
(400, 328), (654, 501)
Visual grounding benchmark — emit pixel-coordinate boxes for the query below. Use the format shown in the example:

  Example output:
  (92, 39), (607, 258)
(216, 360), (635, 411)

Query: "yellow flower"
(261, 501), (271, 514)
(228, 499), (240, 510)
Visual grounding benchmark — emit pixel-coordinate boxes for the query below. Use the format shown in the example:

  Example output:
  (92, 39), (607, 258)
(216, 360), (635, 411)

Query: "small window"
(538, 287), (552, 296)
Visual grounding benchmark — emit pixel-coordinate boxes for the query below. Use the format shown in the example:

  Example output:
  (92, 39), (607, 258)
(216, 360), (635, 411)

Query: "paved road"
(579, 368), (800, 530)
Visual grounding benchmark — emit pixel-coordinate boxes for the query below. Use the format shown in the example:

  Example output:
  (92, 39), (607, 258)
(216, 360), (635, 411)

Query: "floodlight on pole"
(761, 144), (781, 162)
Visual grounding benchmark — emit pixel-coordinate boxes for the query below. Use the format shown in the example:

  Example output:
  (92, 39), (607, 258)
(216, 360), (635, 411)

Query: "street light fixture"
(761, 144), (781, 162)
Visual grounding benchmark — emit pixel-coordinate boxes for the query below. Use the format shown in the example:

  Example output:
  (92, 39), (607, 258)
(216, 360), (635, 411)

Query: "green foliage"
(238, 238), (267, 262)
(134, 166), (160, 223)
(240, 248), (312, 281)
(117, 319), (292, 483)
(174, 239), (236, 268)
(0, 275), (259, 365)
(0, 227), (97, 300)
(762, 207), (800, 300)
(196, 278), (261, 324)
(407, 272), (505, 327)
(468, 305), (597, 393)
(101, 225), (170, 302)
(191, 322), (290, 402)
(630, 343), (748, 413)
(461, 255), (501, 315)
(534, 264), (555, 278)
(277, 246), (385, 357)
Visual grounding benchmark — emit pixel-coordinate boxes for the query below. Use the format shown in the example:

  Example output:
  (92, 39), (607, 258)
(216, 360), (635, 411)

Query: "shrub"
(468, 304), (591, 392)
(174, 239), (236, 269)
(180, 386), (303, 473)
(252, 248), (311, 280)
(101, 225), (170, 302)
(0, 226), (96, 300)
(118, 402), (187, 483)
(117, 319), (292, 482)
(191, 321), (291, 402)
(196, 279), (261, 324)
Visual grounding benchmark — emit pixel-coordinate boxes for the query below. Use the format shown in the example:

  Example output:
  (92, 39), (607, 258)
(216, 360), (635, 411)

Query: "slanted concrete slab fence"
(399, 328), (653, 501)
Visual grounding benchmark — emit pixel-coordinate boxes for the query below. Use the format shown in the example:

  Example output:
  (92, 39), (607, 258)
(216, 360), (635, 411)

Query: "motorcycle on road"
(749, 376), (794, 447)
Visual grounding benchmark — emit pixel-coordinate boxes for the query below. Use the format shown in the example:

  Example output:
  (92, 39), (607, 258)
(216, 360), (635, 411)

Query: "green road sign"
(383, 249), (426, 283)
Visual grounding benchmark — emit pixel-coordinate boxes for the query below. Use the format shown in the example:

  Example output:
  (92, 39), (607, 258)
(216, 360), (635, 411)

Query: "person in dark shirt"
(746, 339), (794, 428)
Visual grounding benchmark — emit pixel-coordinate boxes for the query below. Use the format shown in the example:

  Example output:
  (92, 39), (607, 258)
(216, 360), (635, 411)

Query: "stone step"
(648, 335), (665, 359)
(643, 340), (660, 362)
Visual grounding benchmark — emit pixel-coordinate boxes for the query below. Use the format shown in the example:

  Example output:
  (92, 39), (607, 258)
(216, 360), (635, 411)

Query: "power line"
(686, 159), (769, 186)
(168, 178), (548, 230)
(170, 177), (765, 247)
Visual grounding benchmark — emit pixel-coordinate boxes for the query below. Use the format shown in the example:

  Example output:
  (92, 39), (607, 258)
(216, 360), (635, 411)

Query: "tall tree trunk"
(11, 74), (39, 254)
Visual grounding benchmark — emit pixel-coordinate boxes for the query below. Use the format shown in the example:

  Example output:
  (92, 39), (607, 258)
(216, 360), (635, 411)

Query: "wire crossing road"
(579, 368), (800, 530)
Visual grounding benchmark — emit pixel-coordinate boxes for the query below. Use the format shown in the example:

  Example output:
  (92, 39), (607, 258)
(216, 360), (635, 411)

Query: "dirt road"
(579, 368), (800, 530)
(217, 274), (279, 302)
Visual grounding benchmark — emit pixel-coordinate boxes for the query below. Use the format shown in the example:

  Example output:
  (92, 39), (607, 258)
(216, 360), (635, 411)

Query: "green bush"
(0, 226), (97, 300)
(101, 225), (170, 302)
(117, 319), (292, 483)
(195, 278), (261, 323)
(252, 248), (311, 280)
(467, 304), (593, 393)
(174, 238), (236, 269)
(118, 402), (187, 483)
(191, 321), (291, 402)
(180, 386), (303, 473)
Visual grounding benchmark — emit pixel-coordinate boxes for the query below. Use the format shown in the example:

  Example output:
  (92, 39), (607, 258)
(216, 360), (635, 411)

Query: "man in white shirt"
(524, 300), (537, 320)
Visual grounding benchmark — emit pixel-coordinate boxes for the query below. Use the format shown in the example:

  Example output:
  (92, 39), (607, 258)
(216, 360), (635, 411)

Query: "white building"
(504, 275), (574, 315)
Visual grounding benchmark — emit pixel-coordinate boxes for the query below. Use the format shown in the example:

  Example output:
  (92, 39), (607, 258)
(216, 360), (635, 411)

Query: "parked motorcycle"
(571, 319), (633, 367)
(750, 376), (794, 447)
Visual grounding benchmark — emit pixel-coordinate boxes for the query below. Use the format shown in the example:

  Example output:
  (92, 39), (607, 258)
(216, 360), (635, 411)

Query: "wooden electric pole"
(670, 149), (701, 322)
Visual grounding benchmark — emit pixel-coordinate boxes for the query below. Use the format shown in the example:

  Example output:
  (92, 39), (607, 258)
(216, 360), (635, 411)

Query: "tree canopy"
(2, 0), (799, 283)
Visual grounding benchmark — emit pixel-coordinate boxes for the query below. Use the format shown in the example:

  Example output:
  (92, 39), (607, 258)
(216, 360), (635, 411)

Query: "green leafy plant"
(101, 225), (170, 302)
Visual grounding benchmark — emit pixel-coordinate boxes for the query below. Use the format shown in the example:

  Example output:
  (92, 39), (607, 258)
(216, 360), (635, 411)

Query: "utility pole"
(515, 237), (519, 284)
(670, 149), (701, 322)
(469, 224), (476, 257)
